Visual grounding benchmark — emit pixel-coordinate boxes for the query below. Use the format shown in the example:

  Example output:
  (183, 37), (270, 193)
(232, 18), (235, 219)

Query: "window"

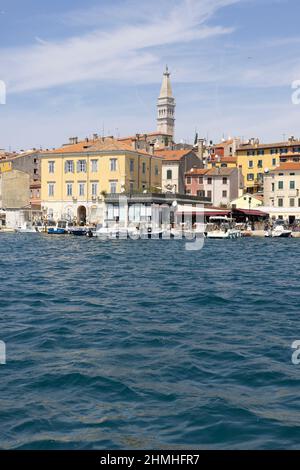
(247, 150), (255, 156)
(258, 149), (265, 155)
(278, 181), (284, 190)
(247, 174), (254, 181)
(197, 190), (205, 197)
(222, 177), (228, 184)
(198, 176), (203, 184)
(257, 173), (264, 182)
(155, 165), (159, 176)
(142, 162), (146, 174)
(278, 198), (283, 207)
(65, 160), (74, 173)
(222, 190), (227, 198)
(207, 190), (212, 200)
(258, 160), (263, 168)
(91, 182), (98, 197)
(271, 183), (275, 192)
(130, 181), (134, 193)
(298, 198), (300, 207)
(110, 181), (117, 194)
(290, 198), (295, 207)
(130, 159), (134, 173)
(66, 183), (73, 197)
(78, 182), (85, 196)
(48, 183), (54, 197)
(248, 160), (254, 168)
(77, 160), (87, 173)
(91, 159), (98, 173)
(272, 158), (276, 166)
(48, 161), (55, 173)
(110, 159), (117, 171)
(207, 177), (212, 185)
(167, 170), (173, 180)
(290, 181), (295, 190)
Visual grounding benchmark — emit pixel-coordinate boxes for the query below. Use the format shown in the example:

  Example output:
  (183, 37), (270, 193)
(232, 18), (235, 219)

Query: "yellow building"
(41, 137), (162, 223)
(206, 156), (237, 170)
(230, 193), (263, 210)
(236, 138), (300, 193)
(0, 160), (12, 173)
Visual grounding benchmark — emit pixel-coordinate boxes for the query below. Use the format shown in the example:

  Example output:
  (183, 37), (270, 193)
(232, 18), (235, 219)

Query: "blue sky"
(1, 0), (300, 150)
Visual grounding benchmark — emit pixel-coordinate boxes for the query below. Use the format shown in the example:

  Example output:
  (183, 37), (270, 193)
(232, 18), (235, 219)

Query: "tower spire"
(157, 66), (176, 138)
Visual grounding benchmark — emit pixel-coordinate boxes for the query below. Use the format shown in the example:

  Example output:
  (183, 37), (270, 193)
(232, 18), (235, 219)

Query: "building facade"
(236, 137), (300, 193)
(264, 162), (300, 223)
(41, 137), (162, 224)
(156, 149), (202, 194)
(185, 167), (243, 207)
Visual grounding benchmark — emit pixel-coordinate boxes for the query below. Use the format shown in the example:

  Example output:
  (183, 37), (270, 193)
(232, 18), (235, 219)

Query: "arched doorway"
(77, 206), (87, 225)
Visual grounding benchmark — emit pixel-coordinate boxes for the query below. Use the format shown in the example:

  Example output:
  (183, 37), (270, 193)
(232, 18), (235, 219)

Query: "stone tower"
(157, 66), (175, 138)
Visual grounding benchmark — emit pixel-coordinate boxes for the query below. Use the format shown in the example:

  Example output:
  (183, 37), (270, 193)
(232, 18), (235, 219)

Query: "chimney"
(149, 143), (155, 155)
(132, 139), (138, 151)
(93, 133), (98, 140)
(69, 137), (78, 145)
(197, 138), (205, 160)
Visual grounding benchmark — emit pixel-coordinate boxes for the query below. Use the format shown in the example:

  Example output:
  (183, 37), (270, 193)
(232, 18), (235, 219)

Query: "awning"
(233, 209), (269, 216)
(177, 210), (230, 217)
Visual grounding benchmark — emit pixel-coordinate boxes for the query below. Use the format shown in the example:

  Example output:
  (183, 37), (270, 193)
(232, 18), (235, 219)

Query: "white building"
(264, 162), (300, 223)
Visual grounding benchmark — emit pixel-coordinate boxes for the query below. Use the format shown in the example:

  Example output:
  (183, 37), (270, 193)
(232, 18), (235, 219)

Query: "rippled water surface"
(0, 234), (300, 449)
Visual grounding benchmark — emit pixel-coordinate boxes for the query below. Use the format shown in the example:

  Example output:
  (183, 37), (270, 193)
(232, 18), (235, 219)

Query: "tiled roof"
(273, 162), (300, 171)
(156, 149), (194, 161)
(45, 137), (161, 158)
(237, 141), (300, 151)
(206, 167), (237, 176)
(220, 156), (237, 163)
(185, 168), (208, 176)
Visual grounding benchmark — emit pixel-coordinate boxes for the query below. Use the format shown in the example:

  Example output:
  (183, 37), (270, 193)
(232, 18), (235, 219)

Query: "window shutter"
(64, 161), (68, 173)
(77, 161), (80, 173)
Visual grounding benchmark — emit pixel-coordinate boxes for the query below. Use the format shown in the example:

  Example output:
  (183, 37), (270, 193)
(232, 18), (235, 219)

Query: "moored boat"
(16, 222), (38, 233)
(206, 217), (241, 239)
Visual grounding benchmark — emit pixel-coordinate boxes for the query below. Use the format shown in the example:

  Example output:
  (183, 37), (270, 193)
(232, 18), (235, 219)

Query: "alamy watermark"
(291, 80), (300, 105)
(291, 340), (300, 365)
(0, 80), (6, 105)
(103, 196), (206, 251)
(0, 340), (6, 365)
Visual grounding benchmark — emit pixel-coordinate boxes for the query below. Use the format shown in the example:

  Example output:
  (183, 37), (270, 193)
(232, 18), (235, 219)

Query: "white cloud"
(1, 0), (239, 94)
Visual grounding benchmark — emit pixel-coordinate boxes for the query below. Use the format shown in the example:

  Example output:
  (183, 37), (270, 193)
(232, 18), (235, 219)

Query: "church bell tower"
(157, 66), (175, 138)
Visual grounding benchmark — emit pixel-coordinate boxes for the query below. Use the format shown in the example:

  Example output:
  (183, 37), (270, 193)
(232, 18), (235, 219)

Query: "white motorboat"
(16, 222), (38, 233)
(265, 220), (292, 238)
(206, 217), (241, 239)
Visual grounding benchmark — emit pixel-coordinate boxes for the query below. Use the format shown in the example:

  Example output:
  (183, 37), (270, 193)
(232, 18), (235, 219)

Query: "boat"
(0, 227), (15, 233)
(265, 220), (292, 238)
(69, 227), (88, 236)
(47, 220), (71, 235)
(16, 222), (38, 233)
(206, 217), (241, 239)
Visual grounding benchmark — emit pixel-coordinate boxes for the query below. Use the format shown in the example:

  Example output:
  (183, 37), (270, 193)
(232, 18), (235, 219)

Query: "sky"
(1, 0), (300, 151)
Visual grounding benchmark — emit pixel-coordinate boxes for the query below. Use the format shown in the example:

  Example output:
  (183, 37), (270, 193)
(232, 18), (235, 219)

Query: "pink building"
(185, 167), (243, 207)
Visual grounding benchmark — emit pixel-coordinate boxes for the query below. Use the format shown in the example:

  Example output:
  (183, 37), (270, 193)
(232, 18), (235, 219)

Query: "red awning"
(177, 210), (230, 217)
(233, 209), (268, 216)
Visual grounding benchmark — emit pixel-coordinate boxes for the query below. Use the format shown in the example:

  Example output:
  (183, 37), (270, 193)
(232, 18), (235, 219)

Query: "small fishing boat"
(47, 220), (70, 235)
(16, 222), (38, 233)
(265, 220), (292, 238)
(206, 217), (241, 239)
(0, 227), (15, 233)
(70, 227), (88, 236)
